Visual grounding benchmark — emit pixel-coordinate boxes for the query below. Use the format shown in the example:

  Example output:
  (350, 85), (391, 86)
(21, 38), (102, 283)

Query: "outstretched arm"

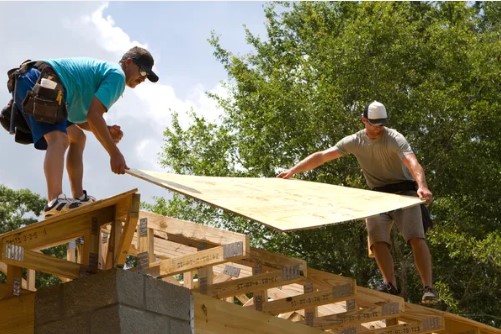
(277, 147), (342, 179)
(85, 97), (128, 174)
(402, 153), (433, 203)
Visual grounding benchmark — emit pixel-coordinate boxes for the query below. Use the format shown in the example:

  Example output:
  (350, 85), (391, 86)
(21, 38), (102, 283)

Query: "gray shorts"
(366, 191), (425, 247)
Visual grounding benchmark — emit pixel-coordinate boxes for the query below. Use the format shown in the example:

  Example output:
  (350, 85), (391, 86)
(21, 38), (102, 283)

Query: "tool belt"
(372, 180), (418, 193)
(372, 180), (433, 232)
(21, 61), (67, 124)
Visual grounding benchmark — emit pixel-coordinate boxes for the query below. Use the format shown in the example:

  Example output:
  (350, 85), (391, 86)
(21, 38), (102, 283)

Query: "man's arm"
(277, 146), (343, 179)
(402, 153), (433, 203)
(78, 123), (123, 143)
(85, 97), (128, 174)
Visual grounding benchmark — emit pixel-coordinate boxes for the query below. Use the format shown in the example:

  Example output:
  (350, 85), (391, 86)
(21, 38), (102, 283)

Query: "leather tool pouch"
(22, 65), (67, 124)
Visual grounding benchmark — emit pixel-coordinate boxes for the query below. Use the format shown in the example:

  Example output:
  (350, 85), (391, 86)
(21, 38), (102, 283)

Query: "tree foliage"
(0, 185), (64, 288)
(0, 185), (44, 234)
(155, 1), (501, 327)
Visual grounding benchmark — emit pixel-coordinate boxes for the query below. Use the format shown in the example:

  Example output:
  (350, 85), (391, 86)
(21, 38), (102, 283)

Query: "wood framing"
(131, 210), (500, 334)
(0, 191), (500, 334)
(0, 189), (139, 299)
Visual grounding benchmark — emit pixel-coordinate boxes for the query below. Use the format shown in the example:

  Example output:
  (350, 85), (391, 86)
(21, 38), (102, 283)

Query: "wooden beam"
(152, 242), (246, 277)
(198, 266), (214, 295)
(203, 266), (304, 299)
(0, 265), (22, 299)
(26, 269), (36, 292)
(0, 189), (137, 251)
(0, 292), (34, 334)
(193, 291), (325, 334)
(106, 218), (121, 269)
(86, 217), (100, 274)
(354, 286), (405, 311)
(244, 248), (307, 271)
(308, 303), (401, 330)
(139, 210), (249, 248)
(1, 245), (82, 279)
(359, 317), (443, 334)
(115, 193), (141, 265)
(262, 283), (355, 315)
(404, 303), (494, 334)
(0, 207), (115, 251)
(99, 230), (110, 270)
(303, 281), (316, 326)
(252, 263), (267, 312)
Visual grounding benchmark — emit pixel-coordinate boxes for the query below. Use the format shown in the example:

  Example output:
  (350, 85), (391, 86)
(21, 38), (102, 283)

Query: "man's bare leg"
(66, 124), (86, 199)
(372, 241), (397, 288)
(409, 237), (433, 287)
(44, 131), (69, 202)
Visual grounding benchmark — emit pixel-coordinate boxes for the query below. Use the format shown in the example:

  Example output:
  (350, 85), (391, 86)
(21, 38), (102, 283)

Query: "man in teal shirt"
(14, 46), (159, 217)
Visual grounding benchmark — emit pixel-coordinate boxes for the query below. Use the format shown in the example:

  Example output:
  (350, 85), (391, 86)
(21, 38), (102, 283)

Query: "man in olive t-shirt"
(278, 101), (437, 305)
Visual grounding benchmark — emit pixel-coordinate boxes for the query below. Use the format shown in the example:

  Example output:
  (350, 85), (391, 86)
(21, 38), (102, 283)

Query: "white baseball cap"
(363, 101), (387, 125)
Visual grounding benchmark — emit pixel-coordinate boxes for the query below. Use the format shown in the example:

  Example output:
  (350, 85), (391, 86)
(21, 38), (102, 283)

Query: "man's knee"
(45, 130), (69, 150)
(371, 241), (391, 251)
(66, 125), (87, 144)
(408, 237), (431, 254)
(408, 237), (425, 246)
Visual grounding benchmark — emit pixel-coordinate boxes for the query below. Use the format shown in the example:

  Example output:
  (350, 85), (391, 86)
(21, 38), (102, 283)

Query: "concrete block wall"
(34, 269), (193, 334)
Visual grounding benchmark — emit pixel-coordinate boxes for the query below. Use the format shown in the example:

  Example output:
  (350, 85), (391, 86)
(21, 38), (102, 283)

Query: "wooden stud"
(115, 193), (141, 266)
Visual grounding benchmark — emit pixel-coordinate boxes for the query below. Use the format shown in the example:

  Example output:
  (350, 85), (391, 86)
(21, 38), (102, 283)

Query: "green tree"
(0, 185), (44, 234)
(155, 2), (501, 326)
(0, 185), (64, 288)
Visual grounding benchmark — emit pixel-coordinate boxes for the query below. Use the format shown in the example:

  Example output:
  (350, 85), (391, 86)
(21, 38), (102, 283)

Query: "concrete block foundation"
(34, 269), (192, 334)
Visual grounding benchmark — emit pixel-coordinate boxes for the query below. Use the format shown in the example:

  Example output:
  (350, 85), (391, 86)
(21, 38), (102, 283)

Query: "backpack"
(0, 60), (35, 145)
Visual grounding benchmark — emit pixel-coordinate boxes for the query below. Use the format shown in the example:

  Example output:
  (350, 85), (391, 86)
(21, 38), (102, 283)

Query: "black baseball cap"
(122, 46), (159, 82)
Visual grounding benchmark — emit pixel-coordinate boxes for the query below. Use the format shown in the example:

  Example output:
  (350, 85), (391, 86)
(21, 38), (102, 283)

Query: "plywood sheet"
(126, 169), (423, 231)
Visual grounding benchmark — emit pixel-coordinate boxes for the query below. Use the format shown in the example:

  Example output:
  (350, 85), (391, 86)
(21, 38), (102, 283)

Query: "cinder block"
(89, 304), (121, 334)
(169, 318), (193, 334)
(35, 284), (64, 326)
(35, 269), (193, 333)
(35, 313), (89, 334)
(144, 275), (191, 321)
(91, 304), (172, 334)
(114, 268), (146, 308)
(118, 305), (171, 334)
(62, 269), (145, 318)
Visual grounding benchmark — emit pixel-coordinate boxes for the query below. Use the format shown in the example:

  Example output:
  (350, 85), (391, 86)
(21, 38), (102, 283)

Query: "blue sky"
(108, 2), (268, 96)
(0, 1), (269, 205)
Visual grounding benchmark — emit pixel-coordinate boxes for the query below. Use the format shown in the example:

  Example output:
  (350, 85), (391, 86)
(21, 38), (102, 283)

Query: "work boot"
(44, 194), (80, 218)
(421, 286), (438, 305)
(376, 282), (400, 296)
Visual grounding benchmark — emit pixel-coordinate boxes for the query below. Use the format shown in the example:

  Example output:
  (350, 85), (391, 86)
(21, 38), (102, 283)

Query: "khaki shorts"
(366, 191), (425, 248)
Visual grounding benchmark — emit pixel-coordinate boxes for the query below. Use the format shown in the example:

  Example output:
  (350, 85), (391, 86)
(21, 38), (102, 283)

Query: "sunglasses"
(131, 58), (148, 77)
(366, 119), (384, 127)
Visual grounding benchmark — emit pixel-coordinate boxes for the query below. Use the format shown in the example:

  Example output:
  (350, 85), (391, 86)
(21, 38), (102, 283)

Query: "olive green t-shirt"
(334, 128), (414, 189)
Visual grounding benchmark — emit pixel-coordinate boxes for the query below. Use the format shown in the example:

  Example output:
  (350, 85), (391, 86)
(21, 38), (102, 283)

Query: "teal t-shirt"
(46, 58), (125, 123)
